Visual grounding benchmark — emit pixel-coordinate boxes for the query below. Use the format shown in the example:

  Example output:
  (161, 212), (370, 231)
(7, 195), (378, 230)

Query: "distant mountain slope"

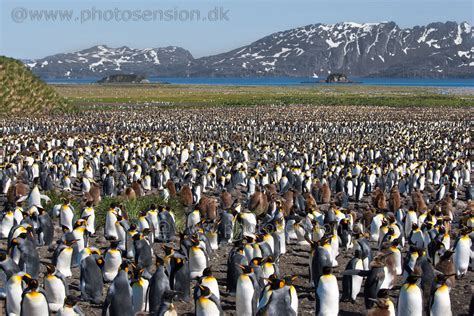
(25, 45), (193, 78)
(25, 21), (472, 78)
(0, 56), (65, 114)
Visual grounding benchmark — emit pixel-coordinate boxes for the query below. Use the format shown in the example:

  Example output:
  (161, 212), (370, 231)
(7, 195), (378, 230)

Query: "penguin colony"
(0, 104), (472, 315)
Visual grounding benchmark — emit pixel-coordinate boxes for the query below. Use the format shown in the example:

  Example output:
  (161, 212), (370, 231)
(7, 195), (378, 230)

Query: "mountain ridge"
(23, 21), (473, 78)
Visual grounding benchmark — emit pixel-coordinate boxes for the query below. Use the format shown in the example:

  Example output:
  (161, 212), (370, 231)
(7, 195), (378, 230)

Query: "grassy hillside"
(0, 56), (66, 114)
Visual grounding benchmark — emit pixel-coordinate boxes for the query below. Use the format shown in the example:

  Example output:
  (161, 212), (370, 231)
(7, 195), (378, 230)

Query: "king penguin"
(80, 254), (104, 304)
(195, 285), (223, 316)
(397, 274), (422, 316)
(102, 262), (133, 316)
(236, 265), (259, 316)
(21, 277), (50, 316)
(429, 273), (455, 316)
(43, 263), (68, 312)
(315, 266), (339, 316)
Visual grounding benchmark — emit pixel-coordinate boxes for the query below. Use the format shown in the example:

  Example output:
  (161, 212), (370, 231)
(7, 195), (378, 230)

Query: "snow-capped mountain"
(25, 21), (472, 78)
(25, 45), (193, 78)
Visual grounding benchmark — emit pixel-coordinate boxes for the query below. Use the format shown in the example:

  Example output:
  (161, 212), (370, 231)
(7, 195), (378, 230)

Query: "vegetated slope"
(0, 56), (66, 114)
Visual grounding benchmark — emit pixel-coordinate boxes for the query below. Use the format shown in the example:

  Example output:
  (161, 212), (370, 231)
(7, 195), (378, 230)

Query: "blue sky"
(1, 0), (472, 60)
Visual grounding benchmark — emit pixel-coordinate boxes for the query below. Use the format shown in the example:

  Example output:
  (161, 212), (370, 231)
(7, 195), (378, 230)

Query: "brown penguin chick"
(282, 190), (294, 217)
(197, 196), (218, 220)
(124, 187), (136, 200)
(389, 187), (401, 212)
(321, 182), (331, 204)
(248, 190), (269, 216)
(439, 197), (453, 219)
(367, 297), (394, 316)
(435, 250), (456, 288)
(7, 182), (29, 205)
(179, 185), (193, 207)
(131, 180), (144, 197)
(264, 184), (277, 196)
(362, 208), (376, 229)
(220, 190), (233, 210)
(304, 192), (317, 210)
(411, 190), (428, 213)
(83, 183), (101, 205)
(372, 188), (387, 209)
(166, 179), (177, 198)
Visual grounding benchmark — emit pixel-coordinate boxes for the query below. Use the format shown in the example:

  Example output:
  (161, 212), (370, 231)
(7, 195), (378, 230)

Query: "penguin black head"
(0, 248), (11, 262)
(251, 257), (263, 266)
(198, 285), (212, 298)
(44, 263), (56, 275)
(405, 274), (421, 284)
(64, 295), (79, 308)
(110, 240), (120, 249)
(119, 261), (129, 272)
(162, 245), (174, 255)
(202, 267), (213, 277)
(268, 277), (285, 290)
(239, 265), (253, 274)
(440, 249), (454, 260)
(322, 266), (332, 275)
(26, 277), (39, 290)
(283, 275), (297, 286)
(155, 256), (165, 266)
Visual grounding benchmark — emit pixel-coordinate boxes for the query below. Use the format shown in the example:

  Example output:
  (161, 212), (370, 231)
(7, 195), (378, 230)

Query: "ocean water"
(45, 76), (474, 87)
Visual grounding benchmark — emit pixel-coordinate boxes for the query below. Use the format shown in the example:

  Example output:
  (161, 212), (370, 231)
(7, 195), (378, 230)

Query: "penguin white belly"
(57, 306), (79, 316)
(44, 276), (66, 312)
(189, 248), (207, 278)
(196, 297), (220, 316)
(103, 252), (121, 282)
(316, 276), (339, 316)
(236, 275), (255, 316)
(0, 215), (14, 238)
(393, 250), (402, 275)
(105, 214), (118, 239)
(202, 277), (220, 299)
(286, 219), (297, 240)
(132, 279), (149, 313)
(277, 230), (286, 254)
(6, 277), (23, 316)
(22, 293), (49, 316)
(295, 225), (310, 246)
(454, 238), (471, 276)
(380, 267), (393, 290)
(430, 286), (452, 316)
(370, 217), (382, 241)
(262, 264), (275, 280)
(57, 248), (73, 277)
(330, 236), (339, 266)
(85, 213), (96, 234)
(206, 232), (218, 250)
(242, 215), (256, 238)
(362, 257), (370, 271)
(60, 209), (74, 231)
(187, 212), (201, 228)
(147, 213), (160, 237)
(397, 285), (422, 316)
(351, 260), (364, 300)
